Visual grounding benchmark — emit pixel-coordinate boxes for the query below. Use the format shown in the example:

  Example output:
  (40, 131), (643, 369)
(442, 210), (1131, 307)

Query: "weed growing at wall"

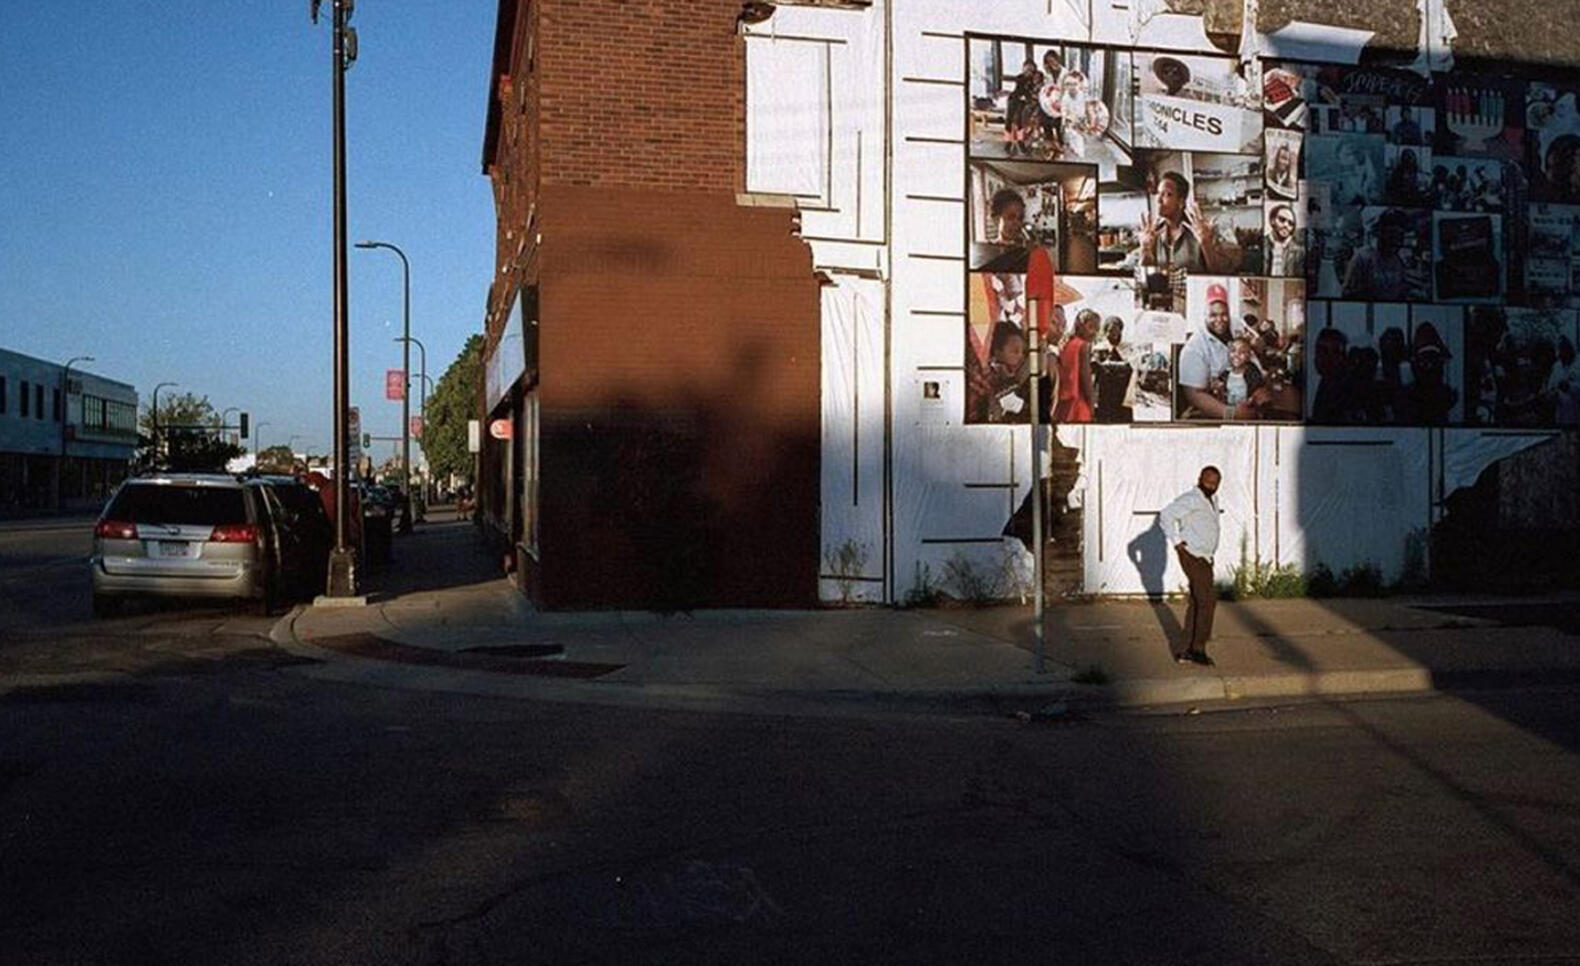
(822, 539), (871, 605)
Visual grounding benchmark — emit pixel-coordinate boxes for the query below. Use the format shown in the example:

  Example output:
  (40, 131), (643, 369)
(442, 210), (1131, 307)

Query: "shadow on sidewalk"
(362, 519), (506, 599)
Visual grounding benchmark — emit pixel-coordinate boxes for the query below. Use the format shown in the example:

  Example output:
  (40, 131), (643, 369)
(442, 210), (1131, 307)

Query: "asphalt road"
(3, 517), (1579, 964)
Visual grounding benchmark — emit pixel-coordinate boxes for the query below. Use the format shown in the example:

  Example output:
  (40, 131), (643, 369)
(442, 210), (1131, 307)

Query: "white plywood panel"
(1272, 427), (1431, 579)
(894, 140), (964, 197)
(820, 277), (890, 602)
(893, 200), (964, 256)
(896, 77), (966, 143)
(1083, 426), (1258, 594)
(746, 37), (828, 201)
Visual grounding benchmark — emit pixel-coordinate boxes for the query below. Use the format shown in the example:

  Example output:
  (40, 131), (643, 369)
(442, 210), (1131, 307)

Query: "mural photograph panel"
(1173, 276), (1302, 421)
(1339, 206), (1433, 302)
(961, 40), (1580, 429)
(1306, 301), (1466, 425)
(1134, 52), (1262, 155)
(1048, 275), (1174, 424)
(1384, 144), (1433, 206)
(1527, 82), (1580, 203)
(1427, 156), (1508, 211)
(1265, 194), (1307, 278)
(968, 160), (1098, 274)
(1112, 151), (1261, 312)
(965, 272), (1038, 425)
(1265, 127), (1301, 200)
(1526, 202), (1580, 300)
(1306, 132), (1386, 207)
(1464, 306), (1579, 426)
(966, 37), (1131, 167)
(1307, 301), (1398, 423)
(1403, 303), (1465, 424)
(1434, 76), (1526, 162)
(1434, 210), (1504, 302)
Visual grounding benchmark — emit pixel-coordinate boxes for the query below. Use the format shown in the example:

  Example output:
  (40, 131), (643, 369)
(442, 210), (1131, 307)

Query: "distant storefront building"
(482, 0), (1579, 608)
(0, 348), (137, 513)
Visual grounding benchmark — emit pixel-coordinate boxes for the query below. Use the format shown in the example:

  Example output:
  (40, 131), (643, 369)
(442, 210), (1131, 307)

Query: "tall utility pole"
(314, 0), (359, 598)
(358, 240), (411, 532)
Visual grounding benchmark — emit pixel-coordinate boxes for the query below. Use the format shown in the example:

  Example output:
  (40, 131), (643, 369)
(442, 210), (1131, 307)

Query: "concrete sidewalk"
(276, 519), (1580, 714)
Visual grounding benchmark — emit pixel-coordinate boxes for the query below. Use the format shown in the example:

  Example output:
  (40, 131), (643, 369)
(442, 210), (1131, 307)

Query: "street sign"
(385, 369), (405, 401)
(348, 406), (362, 468)
(467, 419), (481, 453)
(488, 418), (512, 441)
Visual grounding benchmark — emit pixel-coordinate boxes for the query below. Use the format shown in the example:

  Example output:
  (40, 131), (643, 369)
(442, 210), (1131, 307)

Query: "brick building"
(480, 0), (822, 609)
(485, 0), (1580, 609)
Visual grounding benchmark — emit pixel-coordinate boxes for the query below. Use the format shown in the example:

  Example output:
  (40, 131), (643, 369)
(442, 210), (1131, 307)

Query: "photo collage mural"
(962, 36), (1580, 429)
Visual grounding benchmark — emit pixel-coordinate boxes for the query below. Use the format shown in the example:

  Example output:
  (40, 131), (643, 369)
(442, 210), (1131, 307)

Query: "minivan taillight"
(209, 523), (260, 544)
(94, 520), (138, 540)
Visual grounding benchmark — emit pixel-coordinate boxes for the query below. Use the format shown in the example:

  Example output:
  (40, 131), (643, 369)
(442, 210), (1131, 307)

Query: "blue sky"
(0, 1), (497, 463)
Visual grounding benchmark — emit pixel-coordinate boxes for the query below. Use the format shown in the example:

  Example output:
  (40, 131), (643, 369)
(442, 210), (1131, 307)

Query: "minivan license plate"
(160, 541), (192, 557)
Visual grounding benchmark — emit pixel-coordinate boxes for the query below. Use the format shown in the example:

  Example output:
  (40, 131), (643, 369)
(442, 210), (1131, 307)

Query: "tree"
(256, 445), (297, 474)
(423, 334), (484, 483)
(136, 392), (243, 473)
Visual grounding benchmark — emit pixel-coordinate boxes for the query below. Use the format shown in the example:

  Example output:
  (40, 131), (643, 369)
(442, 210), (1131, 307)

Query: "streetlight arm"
(361, 238), (414, 530)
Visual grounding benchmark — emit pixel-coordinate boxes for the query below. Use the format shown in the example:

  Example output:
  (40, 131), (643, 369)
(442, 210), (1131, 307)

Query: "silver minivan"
(90, 474), (280, 617)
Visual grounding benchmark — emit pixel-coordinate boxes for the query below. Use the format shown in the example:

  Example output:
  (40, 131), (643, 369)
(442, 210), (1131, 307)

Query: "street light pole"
(359, 240), (411, 533)
(151, 381), (178, 467)
(394, 333), (427, 501)
(314, 0), (359, 598)
(254, 422), (271, 468)
(56, 355), (94, 510)
(221, 406), (240, 446)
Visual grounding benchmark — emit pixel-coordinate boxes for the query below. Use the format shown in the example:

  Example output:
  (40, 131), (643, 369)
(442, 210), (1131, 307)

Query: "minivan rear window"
(107, 485), (248, 525)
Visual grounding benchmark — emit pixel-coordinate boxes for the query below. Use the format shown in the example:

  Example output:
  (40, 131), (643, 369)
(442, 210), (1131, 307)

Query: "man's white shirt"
(1158, 486), (1221, 561)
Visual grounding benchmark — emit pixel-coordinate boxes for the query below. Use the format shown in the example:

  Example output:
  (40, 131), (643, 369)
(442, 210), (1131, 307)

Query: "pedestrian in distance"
(1158, 465), (1222, 666)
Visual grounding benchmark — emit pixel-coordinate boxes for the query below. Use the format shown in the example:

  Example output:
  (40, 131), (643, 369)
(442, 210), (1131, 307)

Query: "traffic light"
(239, 412), (249, 439)
(362, 432), (371, 448)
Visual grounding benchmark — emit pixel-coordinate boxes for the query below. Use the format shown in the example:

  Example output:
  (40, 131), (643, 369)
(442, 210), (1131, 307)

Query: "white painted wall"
(746, 1), (1555, 601)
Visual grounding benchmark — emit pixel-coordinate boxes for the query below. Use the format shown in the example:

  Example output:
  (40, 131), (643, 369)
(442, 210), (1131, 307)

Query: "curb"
(266, 606), (1580, 717)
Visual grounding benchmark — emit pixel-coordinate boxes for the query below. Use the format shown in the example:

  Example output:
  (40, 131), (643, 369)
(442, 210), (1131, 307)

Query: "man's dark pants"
(1174, 545), (1216, 656)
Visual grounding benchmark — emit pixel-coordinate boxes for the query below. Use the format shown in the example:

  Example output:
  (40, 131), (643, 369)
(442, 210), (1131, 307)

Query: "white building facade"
(741, 1), (1575, 602)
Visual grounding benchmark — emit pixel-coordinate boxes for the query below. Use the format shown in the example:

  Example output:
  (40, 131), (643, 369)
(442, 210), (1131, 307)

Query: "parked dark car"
(247, 475), (333, 599)
(360, 483), (395, 564)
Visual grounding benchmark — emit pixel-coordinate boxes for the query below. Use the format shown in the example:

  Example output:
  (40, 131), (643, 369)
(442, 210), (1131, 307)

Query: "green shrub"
(943, 551), (1001, 606)
(1306, 563), (1339, 598)
(1226, 535), (1308, 599)
(1340, 562), (1387, 597)
(902, 561), (942, 608)
(822, 539), (871, 605)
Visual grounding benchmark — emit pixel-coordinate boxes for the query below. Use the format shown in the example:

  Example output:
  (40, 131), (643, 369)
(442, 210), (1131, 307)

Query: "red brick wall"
(535, 0), (745, 192)
(533, 186), (819, 608)
(484, 0), (817, 608)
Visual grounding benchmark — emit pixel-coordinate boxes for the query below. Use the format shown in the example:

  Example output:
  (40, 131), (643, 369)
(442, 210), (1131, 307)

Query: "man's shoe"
(1173, 652), (1192, 665)
(1187, 650), (1216, 667)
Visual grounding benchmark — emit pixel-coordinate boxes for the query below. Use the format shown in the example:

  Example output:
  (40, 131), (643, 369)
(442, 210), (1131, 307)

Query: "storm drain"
(308, 632), (622, 678)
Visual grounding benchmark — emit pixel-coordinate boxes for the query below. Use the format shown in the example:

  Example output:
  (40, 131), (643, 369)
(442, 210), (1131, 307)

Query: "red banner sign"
(385, 369), (405, 401)
(409, 416), (424, 438)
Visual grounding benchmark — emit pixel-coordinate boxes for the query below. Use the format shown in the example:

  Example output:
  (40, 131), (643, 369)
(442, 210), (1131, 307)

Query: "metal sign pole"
(1027, 299), (1045, 674)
